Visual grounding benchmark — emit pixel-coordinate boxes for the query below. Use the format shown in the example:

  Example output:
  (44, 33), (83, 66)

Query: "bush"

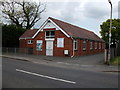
(2, 24), (26, 47)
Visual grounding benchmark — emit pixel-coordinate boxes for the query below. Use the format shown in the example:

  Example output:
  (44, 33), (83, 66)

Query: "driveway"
(64, 53), (105, 65)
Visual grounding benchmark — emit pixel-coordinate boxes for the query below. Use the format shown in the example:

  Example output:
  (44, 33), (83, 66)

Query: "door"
(46, 41), (53, 56)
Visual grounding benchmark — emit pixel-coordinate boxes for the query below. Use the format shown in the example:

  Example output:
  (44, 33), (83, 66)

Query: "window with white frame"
(46, 31), (55, 38)
(83, 40), (86, 50)
(28, 40), (33, 44)
(74, 39), (78, 50)
(90, 41), (92, 50)
(99, 42), (101, 49)
(57, 38), (64, 48)
(36, 40), (43, 51)
(95, 42), (97, 49)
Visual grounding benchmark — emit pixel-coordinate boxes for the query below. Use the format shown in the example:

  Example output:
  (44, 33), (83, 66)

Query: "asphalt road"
(2, 57), (118, 88)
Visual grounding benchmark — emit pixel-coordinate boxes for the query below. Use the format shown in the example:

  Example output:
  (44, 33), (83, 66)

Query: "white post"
(104, 49), (107, 63)
(15, 48), (16, 54)
(6, 48), (8, 53)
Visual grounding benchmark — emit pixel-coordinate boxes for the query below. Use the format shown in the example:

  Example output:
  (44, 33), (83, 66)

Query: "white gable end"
(32, 18), (70, 38)
(43, 21), (59, 30)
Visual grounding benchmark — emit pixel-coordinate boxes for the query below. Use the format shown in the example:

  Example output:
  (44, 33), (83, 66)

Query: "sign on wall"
(36, 40), (43, 51)
(57, 38), (64, 48)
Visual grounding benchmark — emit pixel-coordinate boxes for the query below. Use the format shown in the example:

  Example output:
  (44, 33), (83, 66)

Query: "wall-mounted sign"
(57, 38), (64, 48)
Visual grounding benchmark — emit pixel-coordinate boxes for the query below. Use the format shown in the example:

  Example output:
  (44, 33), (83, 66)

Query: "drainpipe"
(71, 37), (74, 58)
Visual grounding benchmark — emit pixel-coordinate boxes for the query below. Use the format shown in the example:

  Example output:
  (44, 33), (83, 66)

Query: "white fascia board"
(19, 37), (32, 40)
(19, 38), (26, 40)
(49, 19), (70, 38)
(32, 18), (70, 38)
(32, 19), (49, 38)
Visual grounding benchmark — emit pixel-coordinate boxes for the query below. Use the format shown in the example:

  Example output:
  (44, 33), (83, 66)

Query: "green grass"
(110, 56), (120, 65)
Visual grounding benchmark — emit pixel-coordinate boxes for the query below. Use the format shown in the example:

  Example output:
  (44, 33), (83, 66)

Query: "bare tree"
(0, 0), (46, 29)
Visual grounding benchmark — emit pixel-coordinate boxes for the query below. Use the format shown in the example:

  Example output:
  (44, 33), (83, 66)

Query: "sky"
(1, 0), (119, 37)
(31, 0), (119, 37)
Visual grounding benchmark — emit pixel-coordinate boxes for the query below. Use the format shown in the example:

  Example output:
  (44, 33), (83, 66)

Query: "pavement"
(1, 53), (119, 73)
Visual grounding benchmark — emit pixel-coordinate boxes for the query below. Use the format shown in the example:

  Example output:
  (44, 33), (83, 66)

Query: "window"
(36, 40), (43, 51)
(57, 38), (64, 48)
(95, 42), (97, 49)
(46, 31), (55, 38)
(99, 42), (101, 49)
(74, 39), (78, 50)
(90, 41), (92, 50)
(83, 40), (86, 50)
(28, 40), (33, 44)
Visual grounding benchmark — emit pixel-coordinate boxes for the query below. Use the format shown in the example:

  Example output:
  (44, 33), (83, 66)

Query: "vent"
(48, 20), (51, 23)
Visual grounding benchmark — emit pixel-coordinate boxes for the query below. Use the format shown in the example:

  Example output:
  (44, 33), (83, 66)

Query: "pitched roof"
(19, 17), (104, 42)
(20, 29), (38, 39)
(49, 17), (104, 42)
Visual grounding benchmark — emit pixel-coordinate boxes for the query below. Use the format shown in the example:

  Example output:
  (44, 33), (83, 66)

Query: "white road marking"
(16, 69), (76, 84)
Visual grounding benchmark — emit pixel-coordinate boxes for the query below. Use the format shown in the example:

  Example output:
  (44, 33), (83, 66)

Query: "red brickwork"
(20, 29), (104, 57)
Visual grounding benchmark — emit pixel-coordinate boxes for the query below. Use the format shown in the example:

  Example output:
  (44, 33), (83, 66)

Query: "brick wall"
(33, 30), (73, 56)
(74, 39), (104, 56)
(20, 30), (105, 57)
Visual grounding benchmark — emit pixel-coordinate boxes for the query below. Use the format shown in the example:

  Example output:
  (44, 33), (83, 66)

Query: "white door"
(46, 41), (53, 56)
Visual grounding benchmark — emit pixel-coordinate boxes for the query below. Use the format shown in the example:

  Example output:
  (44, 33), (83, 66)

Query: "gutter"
(71, 37), (74, 58)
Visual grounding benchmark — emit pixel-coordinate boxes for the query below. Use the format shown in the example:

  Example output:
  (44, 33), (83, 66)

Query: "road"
(2, 57), (118, 88)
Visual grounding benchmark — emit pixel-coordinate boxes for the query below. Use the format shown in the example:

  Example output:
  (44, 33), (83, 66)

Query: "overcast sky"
(33, 0), (119, 37)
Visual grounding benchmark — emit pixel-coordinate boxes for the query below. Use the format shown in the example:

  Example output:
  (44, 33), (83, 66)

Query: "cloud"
(60, 2), (81, 21)
(82, 2), (109, 20)
(34, 0), (119, 37)
(118, 1), (120, 18)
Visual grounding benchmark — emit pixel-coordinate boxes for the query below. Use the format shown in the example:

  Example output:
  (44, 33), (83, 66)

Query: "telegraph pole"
(108, 0), (112, 65)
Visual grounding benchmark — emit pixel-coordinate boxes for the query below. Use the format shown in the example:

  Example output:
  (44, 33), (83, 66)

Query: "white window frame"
(45, 31), (55, 39)
(95, 42), (97, 49)
(90, 41), (92, 50)
(83, 40), (86, 50)
(36, 40), (43, 51)
(28, 40), (33, 44)
(74, 39), (78, 50)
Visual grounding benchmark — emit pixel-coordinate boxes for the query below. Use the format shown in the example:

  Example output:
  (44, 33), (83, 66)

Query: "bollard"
(104, 49), (107, 63)
(15, 48), (16, 54)
(6, 48), (8, 54)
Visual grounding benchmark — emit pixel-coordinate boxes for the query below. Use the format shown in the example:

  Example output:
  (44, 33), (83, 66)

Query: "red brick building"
(19, 17), (105, 57)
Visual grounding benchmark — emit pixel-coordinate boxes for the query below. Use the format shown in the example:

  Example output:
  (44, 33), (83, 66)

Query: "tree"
(0, 0), (46, 29)
(100, 19), (120, 48)
(2, 24), (26, 47)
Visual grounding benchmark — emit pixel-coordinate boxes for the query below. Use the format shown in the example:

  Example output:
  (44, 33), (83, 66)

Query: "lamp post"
(108, 0), (112, 65)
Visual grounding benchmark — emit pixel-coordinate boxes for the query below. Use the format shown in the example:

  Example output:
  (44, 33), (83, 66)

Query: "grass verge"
(110, 56), (120, 65)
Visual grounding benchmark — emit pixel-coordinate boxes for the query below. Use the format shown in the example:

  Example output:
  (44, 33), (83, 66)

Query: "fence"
(2, 47), (71, 56)
(2, 47), (36, 55)
(110, 48), (119, 59)
(1, 44), (120, 58)
(105, 41), (120, 63)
